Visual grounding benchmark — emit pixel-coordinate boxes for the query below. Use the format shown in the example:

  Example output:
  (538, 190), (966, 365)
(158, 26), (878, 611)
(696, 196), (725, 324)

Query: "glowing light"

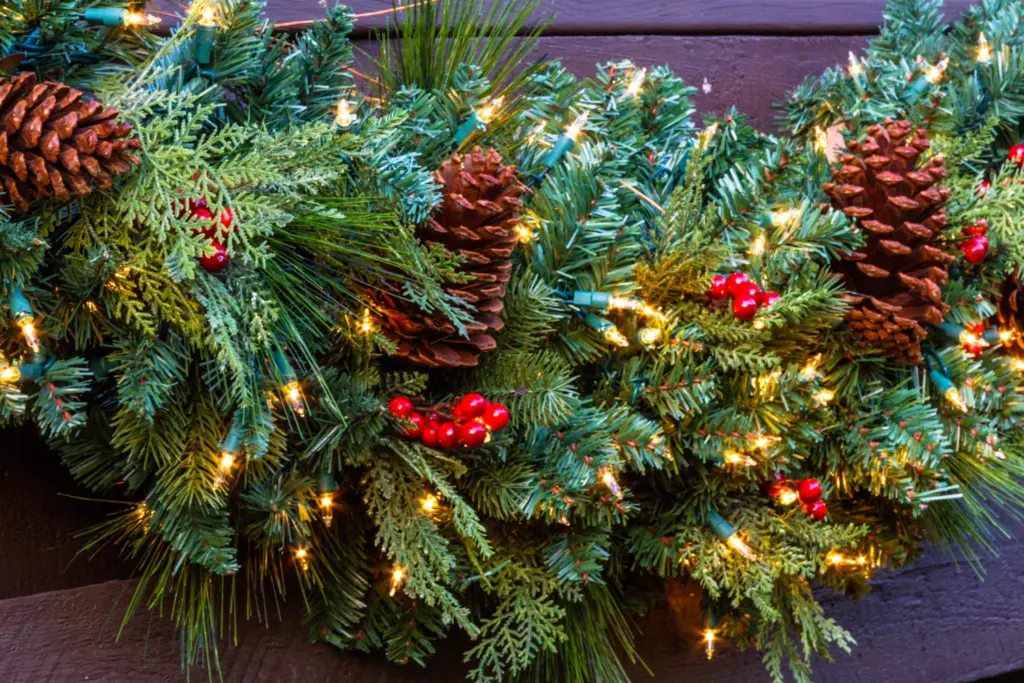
(604, 325), (630, 348)
(749, 233), (767, 256)
(601, 469), (624, 499)
(723, 450), (755, 467)
(827, 551), (871, 568)
(945, 386), (969, 412)
(770, 207), (801, 228)
(0, 365), (20, 383)
(699, 122), (719, 148)
(703, 630), (716, 660)
(726, 534), (756, 560)
(814, 388), (835, 404)
(359, 308), (374, 334)
(801, 354), (821, 380)
(214, 451), (234, 488)
(514, 223), (534, 243)
(566, 112), (588, 141)
(755, 369), (781, 396)
(777, 488), (799, 506)
(320, 493), (334, 527)
(283, 381), (305, 416)
(625, 69), (646, 97)
(752, 435), (771, 450)
(848, 52), (864, 77)
(219, 452), (234, 471)
(924, 57), (949, 84)
(18, 318), (39, 353)
(295, 547), (309, 571)
(752, 320), (766, 331)
(999, 329), (1013, 344)
(476, 96), (504, 124)
(977, 33), (992, 64)
(1013, 358), (1024, 372)
(959, 329), (986, 349)
(608, 296), (667, 321)
(639, 327), (662, 345)
(124, 11), (160, 26)
(389, 566), (405, 596)
(199, 3), (218, 26)
(335, 99), (357, 128)
(814, 126), (829, 154)
(421, 493), (439, 513)
(85, 300), (98, 312)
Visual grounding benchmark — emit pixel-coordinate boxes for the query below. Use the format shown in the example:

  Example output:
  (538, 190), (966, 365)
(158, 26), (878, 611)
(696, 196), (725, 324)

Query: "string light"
(707, 509), (756, 560)
(18, 318), (39, 353)
(527, 122), (546, 145)
(124, 10), (160, 26)
(389, 566), (405, 596)
(421, 493), (439, 513)
(998, 329), (1013, 344)
(770, 207), (801, 228)
(601, 468), (624, 499)
(335, 99), (357, 128)
(748, 233), (767, 256)
(847, 51), (864, 77)
(0, 363), (20, 383)
(319, 492), (334, 527)
(625, 69), (646, 97)
(814, 126), (829, 154)
(726, 534), (756, 560)
(213, 451), (233, 488)
(813, 388), (835, 404)
(1013, 358), (1024, 372)
(722, 450), (756, 467)
(476, 96), (504, 124)
(194, 2), (219, 65)
(827, 551), (869, 568)
(977, 32), (992, 64)
(776, 487), (799, 506)
(801, 354), (821, 380)
(359, 308), (374, 334)
(295, 547), (310, 571)
(944, 386), (969, 412)
(752, 320), (766, 331)
(604, 326), (630, 347)
(543, 112), (589, 169)
(703, 630), (716, 660)
(924, 57), (949, 84)
(639, 327), (662, 345)
(566, 112), (588, 140)
(607, 296), (667, 321)
(283, 381), (305, 416)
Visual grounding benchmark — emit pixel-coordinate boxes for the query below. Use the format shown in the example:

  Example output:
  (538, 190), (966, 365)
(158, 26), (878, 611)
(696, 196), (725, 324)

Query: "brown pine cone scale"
(0, 72), (141, 212)
(825, 120), (953, 364)
(373, 147), (526, 367)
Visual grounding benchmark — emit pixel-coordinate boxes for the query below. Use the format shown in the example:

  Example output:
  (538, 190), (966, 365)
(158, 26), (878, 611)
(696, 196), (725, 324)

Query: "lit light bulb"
(421, 493), (439, 514)
(999, 329), (1013, 344)
(1013, 358), (1024, 372)
(814, 388), (835, 404)
(801, 354), (821, 380)
(514, 223), (534, 243)
(604, 325), (630, 348)
(625, 69), (646, 97)
(770, 207), (801, 228)
(748, 233), (767, 256)
(723, 451), (755, 467)
(608, 296), (667, 321)
(213, 451), (234, 488)
(0, 361), (19, 383)
(282, 381), (305, 416)
(945, 386), (969, 412)
(752, 435), (771, 450)
(335, 99), (357, 128)
(389, 566), (405, 596)
(566, 112), (588, 141)
(199, 3), (218, 26)
(848, 51), (864, 77)
(639, 327), (662, 345)
(959, 329), (985, 348)
(124, 10), (161, 26)
(977, 32), (992, 64)
(924, 57), (949, 84)
(814, 126), (829, 154)
(18, 318), (40, 353)
(359, 308), (374, 334)
(476, 96), (504, 124)
(601, 469), (624, 499)
(295, 547), (310, 571)
(703, 630), (716, 660)
(726, 533), (756, 560)
(320, 493), (334, 527)
(777, 488), (799, 506)
(752, 320), (766, 331)
(827, 552), (847, 566)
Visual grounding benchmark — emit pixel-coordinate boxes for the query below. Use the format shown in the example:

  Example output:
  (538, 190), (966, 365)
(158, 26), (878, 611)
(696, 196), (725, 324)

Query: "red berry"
(804, 499), (828, 521)
(437, 422), (459, 449)
(189, 196), (208, 213)
(219, 207), (234, 231)
(425, 412), (442, 428)
(189, 206), (215, 237)
(960, 235), (989, 264)
(1009, 143), (1024, 167)
(388, 396), (414, 418)
(421, 426), (439, 447)
(725, 272), (750, 297)
(760, 291), (780, 307)
(733, 281), (762, 301)
(732, 296), (759, 321)
(199, 240), (230, 273)
(459, 393), (489, 419)
(709, 274), (728, 300)
(962, 219), (988, 236)
(483, 403), (510, 431)
(402, 412), (425, 438)
(798, 478), (822, 503)
(452, 404), (465, 423)
(976, 180), (992, 196)
(459, 419), (488, 448)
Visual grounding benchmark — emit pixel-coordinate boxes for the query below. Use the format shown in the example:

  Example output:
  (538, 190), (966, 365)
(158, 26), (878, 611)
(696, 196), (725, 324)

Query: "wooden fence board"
(154, 0), (975, 36)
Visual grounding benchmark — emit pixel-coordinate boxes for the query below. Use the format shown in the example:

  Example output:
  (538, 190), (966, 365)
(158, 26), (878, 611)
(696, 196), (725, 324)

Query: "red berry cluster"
(959, 219), (988, 265)
(388, 393), (510, 449)
(766, 477), (828, 521)
(1009, 143), (1024, 167)
(708, 272), (779, 321)
(180, 176), (234, 273)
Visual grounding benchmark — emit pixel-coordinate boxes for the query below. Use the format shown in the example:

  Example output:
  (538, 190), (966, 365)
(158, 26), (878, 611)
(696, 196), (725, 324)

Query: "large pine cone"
(0, 72), (141, 212)
(373, 147), (526, 367)
(997, 270), (1024, 358)
(824, 120), (954, 364)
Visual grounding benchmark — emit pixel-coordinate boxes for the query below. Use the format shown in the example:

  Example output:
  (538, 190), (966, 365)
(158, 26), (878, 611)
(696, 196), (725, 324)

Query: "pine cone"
(373, 147), (526, 367)
(997, 270), (1024, 358)
(0, 72), (141, 212)
(824, 120), (954, 364)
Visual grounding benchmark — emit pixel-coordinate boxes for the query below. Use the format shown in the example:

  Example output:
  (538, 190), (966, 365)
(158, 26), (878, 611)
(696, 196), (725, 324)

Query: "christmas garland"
(2, 1), (1024, 682)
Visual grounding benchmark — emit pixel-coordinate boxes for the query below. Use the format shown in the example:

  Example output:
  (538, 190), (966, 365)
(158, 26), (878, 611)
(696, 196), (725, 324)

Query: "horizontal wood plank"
(2, 535), (1023, 682)
(153, 0), (975, 36)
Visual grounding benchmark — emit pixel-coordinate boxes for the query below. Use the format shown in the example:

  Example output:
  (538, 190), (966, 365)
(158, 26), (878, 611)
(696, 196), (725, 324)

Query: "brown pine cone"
(372, 147), (526, 367)
(0, 72), (141, 212)
(824, 120), (954, 364)
(997, 269), (1024, 358)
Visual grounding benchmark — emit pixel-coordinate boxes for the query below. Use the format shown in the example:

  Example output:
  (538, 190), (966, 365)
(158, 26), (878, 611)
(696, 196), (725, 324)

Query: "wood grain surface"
(2, 535), (1023, 683)
(153, 0), (976, 35)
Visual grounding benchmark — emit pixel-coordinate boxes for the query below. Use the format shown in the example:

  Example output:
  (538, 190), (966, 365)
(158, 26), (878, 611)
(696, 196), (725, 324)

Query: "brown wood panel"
(2, 535), (1023, 683)
(153, 0), (974, 35)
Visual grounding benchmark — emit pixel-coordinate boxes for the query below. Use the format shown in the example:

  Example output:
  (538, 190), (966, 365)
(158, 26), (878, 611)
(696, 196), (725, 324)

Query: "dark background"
(3, 1), (1024, 681)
